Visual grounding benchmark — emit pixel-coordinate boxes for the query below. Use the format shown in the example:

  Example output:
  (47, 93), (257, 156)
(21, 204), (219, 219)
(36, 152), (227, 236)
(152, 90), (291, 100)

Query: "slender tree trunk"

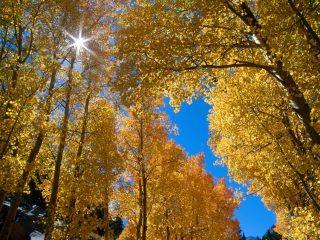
(137, 117), (147, 240)
(0, 189), (7, 213)
(0, 23), (23, 160)
(104, 192), (110, 240)
(0, 27), (8, 62)
(287, 0), (320, 53)
(0, 24), (22, 156)
(226, 1), (320, 147)
(135, 117), (145, 240)
(136, 176), (143, 240)
(165, 211), (170, 240)
(141, 172), (147, 240)
(45, 57), (75, 240)
(65, 79), (92, 238)
(166, 226), (170, 240)
(0, 133), (44, 239)
(0, 64), (58, 240)
(0, 76), (20, 161)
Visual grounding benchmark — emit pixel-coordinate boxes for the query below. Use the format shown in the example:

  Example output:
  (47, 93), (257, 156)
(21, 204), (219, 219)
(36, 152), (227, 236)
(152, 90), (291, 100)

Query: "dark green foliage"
(262, 225), (282, 240)
(110, 217), (124, 239)
(239, 228), (246, 240)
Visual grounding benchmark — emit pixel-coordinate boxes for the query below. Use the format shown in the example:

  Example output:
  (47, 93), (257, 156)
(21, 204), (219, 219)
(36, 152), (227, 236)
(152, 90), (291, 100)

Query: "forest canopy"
(0, 0), (319, 239)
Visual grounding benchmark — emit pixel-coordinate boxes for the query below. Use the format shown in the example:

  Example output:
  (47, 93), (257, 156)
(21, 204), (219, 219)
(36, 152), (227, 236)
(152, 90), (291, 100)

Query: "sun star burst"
(65, 28), (91, 55)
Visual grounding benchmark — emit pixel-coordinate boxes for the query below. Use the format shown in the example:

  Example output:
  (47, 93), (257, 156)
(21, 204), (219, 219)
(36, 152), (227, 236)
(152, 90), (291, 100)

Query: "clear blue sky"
(162, 97), (276, 237)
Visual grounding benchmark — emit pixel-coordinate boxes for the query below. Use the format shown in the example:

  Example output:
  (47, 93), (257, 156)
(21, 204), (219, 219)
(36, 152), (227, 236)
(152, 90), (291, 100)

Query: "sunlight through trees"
(0, 0), (319, 239)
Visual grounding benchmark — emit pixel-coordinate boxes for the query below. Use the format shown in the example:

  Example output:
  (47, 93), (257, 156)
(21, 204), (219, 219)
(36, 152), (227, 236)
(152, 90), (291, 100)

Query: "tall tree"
(0, 0), (45, 210)
(0, 0), (70, 238)
(53, 97), (121, 239)
(262, 225), (282, 240)
(118, 100), (168, 240)
(117, 101), (239, 240)
(45, 54), (76, 240)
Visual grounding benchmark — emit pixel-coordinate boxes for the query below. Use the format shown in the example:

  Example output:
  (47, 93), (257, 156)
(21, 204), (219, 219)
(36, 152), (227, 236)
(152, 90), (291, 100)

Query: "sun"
(74, 37), (86, 51)
(65, 28), (91, 55)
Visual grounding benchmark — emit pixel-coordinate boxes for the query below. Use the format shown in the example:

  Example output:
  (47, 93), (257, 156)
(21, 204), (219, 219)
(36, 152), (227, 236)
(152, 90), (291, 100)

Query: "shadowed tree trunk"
(45, 56), (75, 240)
(0, 190), (7, 213)
(141, 171), (147, 240)
(136, 176), (143, 240)
(28, 176), (46, 209)
(65, 79), (92, 238)
(0, 135), (44, 240)
(139, 117), (148, 240)
(225, 1), (320, 148)
(104, 191), (110, 240)
(0, 19), (34, 161)
(165, 210), (170, 240)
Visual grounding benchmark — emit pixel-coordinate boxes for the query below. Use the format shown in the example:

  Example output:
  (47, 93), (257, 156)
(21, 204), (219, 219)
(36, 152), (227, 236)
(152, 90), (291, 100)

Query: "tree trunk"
(136, 117), (145, 240)
(0, 133), (44, 239)
(141, 172), (147, 240)
(287, 0), (320, 54)
(166, 224), (170, 240)
(104, 192), (110, 240)
(136, 177), (143, 240)
(28, 176), (46, 209)
(273, 62), (320, 146)
(45, 57), (75, 240)
(0, 25), (23, 160)
(0, 190), (7, 213)
(65, 79), (92, 237)
(165, 210), (170, 240)
(226, 1), (320, 147)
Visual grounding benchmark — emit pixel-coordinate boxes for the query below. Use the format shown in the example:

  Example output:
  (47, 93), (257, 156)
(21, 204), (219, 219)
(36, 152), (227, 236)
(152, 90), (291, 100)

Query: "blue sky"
(162, 97), (276, 237)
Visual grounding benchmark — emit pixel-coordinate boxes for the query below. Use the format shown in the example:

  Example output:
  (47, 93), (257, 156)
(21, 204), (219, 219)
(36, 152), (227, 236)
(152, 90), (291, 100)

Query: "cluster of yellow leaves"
(207, 68), (320, 239)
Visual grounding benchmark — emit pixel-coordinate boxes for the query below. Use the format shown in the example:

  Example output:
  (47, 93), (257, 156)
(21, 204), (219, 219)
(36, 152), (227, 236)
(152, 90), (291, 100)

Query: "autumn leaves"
(114, 0), (320, 239)
(1, 0), (319, 239)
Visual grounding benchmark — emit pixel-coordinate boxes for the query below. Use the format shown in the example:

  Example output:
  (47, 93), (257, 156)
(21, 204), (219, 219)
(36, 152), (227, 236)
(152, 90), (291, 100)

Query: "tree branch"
(287, 0), (320, 52)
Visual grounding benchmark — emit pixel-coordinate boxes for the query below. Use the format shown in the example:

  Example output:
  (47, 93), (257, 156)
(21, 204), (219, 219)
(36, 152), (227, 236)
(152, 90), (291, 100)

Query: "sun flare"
(74, 37), (86, 50)
(65, 28), (91, 55)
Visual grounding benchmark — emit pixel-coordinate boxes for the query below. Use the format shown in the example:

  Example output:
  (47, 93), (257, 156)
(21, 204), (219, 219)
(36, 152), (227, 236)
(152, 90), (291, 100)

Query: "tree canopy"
(1, 0), (319, 239)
